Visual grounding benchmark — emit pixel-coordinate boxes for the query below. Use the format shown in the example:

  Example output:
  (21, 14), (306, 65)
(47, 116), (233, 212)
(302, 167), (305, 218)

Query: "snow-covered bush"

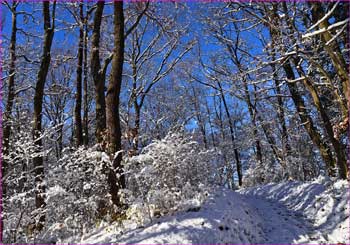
(122, 130), (221, 224)
(3, 139), (122, 243)
(243, 152), (320, 187)
(3, 126), (54, 243)
(43, 146), (116, 242)
(243, 162), (283, 187)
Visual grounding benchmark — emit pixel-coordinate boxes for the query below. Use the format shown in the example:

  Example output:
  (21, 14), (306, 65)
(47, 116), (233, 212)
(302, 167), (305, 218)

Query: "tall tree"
(90, 1), (148, 146)
(266, 5), (337, 176)
(126, 17), (194, 152)
(74, 1), (84, 146)
(105, 1), (150, 206)
(90, 1), (106, 144)
(83, 16), (89, 146)
(32, 1), (56, 230)
(106, 1), (125, 207)
(2, 1), (18, 195)
(309, 2), (349, 114)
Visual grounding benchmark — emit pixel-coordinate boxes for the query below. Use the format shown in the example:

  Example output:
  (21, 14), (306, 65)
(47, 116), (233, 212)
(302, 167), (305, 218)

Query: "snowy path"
(72, 179), (349, 244)
(241, 194), (325, 244)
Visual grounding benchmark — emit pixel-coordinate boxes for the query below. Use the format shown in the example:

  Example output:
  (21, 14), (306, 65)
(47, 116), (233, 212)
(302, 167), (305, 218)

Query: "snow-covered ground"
(240, 176), (350, 244)
(67, 177), (349, 244)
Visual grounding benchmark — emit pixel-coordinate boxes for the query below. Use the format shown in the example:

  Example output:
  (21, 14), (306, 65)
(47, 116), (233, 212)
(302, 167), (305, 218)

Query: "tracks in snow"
(241, 194), (328, 244)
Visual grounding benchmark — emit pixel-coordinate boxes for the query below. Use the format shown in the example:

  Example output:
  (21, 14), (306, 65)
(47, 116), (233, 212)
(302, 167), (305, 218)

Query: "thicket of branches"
(1, 1), (349, 243)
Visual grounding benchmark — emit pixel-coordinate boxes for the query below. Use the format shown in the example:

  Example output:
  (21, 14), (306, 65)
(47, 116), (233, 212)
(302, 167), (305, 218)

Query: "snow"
(240, 176), (350, 244)
(64, 178), (349, 244)
(70, 188), (266, 244)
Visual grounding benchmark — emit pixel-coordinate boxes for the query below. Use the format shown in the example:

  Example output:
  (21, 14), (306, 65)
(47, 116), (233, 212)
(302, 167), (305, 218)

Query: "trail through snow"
(69, 178), (349, 244)
(241, 194), (325, 244)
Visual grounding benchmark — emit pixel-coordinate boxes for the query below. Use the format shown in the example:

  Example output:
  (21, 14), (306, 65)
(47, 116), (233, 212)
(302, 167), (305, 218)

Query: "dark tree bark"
(91, 1), (147, 146)
(293, 61), (348, 179)
(266, 4), (337, 177)
(90, 1), (106, 144)
(32, 1), (56, 230)
(310, 2), (349, 111)
(130, 63), (140, 153)
(1, 2), (18, 241)
(256, 113), (284, 167)
(217, 81), (242, 186)
(133, 102), (141, 152)
(243, 87), (263, 168)
(106, 1), (125, 207)
(83, 17), (89, 146)
(278, 2), (347, 179)
(283, 63), (336, 176)
(212, 95), (233, 187)
(74, 1), (84, 146)
(205, 97), (216, 147)
(2, 1), (18, 195)
(269, 45), (291, 162)
(214, 95), (226, 142)
(307, 2), (349, 179)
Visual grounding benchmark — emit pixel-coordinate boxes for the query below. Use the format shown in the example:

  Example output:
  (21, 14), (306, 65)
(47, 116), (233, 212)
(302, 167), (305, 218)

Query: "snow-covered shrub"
(3, 126), (53, 243)
(243, 153), (320, 187)
(122, 130), (221, 224)
(43, 146), (116, 242)
(4, 138), (121, 243)
(243, 162), (283, 187)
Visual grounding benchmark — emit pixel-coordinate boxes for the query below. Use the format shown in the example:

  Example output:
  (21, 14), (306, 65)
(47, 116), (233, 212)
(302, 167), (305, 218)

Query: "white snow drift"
(66, 177), (349, 244)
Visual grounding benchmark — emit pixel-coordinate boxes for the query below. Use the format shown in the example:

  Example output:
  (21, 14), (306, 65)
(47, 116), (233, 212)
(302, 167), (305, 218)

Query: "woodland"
(1, 1), (349, 243)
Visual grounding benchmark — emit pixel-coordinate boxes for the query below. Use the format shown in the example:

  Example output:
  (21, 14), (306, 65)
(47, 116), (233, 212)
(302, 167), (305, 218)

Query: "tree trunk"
(2, 2), (17, 196)
(106, 1), (125, 207)
(1, 2), (18, 241)
(283, 62), (336, 176)
(225, 38), (261, 175)
(214, 95), (226, 141)
(310, 2), (350, 111)
(191, 86), (208, 149)
(256, 113), (284, 167)
(74, 2), (84, 147)
(217, 81), (242, 186)
(83, 17), (89, 146)
(268, 5), (336, 177)
(281, 2), (347, 179)
(57, 123), (63, 159)
(32, 1), (56, 230)
(131, 63), (140, 153)
(133, 103), (140, 153)
(91, 1), (106, 144)
(269, 45), (291, 161)
(243, 83), (263, 166)
(294, 62), (347, 179)
(205, 97), (216, 147)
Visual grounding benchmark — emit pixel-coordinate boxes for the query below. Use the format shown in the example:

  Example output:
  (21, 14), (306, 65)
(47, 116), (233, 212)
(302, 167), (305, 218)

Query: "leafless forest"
(1, 1), (349, 243)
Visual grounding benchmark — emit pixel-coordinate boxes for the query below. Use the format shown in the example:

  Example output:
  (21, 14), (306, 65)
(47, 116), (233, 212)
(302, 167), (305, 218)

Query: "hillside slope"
(69, 177), (349, 244)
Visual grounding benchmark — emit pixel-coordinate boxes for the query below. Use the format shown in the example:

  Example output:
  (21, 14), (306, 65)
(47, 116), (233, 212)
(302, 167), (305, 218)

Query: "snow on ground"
(240, 176), (350, 244)
(68, 177), (349, 244)
(73, 189), (266, 244)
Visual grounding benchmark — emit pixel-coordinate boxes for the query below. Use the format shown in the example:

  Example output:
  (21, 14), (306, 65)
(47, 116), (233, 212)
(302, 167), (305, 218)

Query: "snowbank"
(69, 188), (265, 244)
(240, 176), (350, 244)
(65, 177), (349, 244)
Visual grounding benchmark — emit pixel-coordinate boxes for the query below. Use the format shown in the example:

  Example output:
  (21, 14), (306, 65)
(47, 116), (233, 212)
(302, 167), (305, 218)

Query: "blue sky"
(0, 1), (272, 135)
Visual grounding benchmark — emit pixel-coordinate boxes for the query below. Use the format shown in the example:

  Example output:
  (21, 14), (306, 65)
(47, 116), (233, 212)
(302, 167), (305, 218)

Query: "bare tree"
(73, 1), (84, 146)
(125, 15), (195, 152)
(2, 1), (19, 196)
(90, 1), (106, 144)
(32, 1), (56, 230)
